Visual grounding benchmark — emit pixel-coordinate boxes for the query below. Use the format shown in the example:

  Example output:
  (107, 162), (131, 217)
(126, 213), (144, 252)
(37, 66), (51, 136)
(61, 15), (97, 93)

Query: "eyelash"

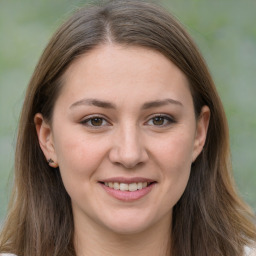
(145, 114), (176, 127)
(80, 115), (110, 128)
(80, 114), (175, 128)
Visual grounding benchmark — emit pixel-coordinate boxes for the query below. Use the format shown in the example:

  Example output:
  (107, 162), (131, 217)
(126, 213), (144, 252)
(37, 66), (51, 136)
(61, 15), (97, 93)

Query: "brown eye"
(90, 118), (103, 126)
(152, 116), (165, 125)
(146, 115), (175, 127)
(81, 116), (109, 127)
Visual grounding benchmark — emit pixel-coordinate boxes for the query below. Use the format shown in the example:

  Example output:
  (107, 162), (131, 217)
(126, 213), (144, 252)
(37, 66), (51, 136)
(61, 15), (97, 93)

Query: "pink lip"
(99, 181), (156, 202)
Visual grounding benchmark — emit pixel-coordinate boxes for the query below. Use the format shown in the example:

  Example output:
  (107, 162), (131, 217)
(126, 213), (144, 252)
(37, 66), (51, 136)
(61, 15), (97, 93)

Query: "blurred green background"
(0, 0), (255, 224)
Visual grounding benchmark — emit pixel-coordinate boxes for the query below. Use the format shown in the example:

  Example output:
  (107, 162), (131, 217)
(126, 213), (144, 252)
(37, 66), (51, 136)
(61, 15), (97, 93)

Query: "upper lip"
(99, 177), (156, 184)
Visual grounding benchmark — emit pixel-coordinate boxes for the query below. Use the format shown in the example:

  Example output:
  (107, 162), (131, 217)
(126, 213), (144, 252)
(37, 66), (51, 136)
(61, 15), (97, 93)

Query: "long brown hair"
(1, 1), (255, 255)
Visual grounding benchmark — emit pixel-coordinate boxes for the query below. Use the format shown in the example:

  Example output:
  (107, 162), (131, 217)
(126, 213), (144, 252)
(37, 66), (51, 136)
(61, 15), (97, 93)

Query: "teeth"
(137, 182), (142, 190)
(129, 183), (137, 191)
(113, 182), (120, 190)
(120, 183), (129, 191)
(104, 182), (151, 191)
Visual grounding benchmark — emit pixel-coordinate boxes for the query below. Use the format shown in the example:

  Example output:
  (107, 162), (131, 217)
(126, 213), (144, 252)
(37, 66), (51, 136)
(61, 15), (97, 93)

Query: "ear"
(34, 113), (58, 168)
(192, 106), (210, 162)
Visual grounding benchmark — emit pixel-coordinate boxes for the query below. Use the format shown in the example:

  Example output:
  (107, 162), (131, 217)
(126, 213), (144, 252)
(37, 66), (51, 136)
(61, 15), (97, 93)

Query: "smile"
(103, 182), (149, 191)
(99, 178), (157, 201)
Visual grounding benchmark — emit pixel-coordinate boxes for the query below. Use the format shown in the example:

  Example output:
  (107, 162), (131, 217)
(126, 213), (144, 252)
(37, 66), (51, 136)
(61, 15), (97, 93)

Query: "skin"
(35, 44), (210, 256)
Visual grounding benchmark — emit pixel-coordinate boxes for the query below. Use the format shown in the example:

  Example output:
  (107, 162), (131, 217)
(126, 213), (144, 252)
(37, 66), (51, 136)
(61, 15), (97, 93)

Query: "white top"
(0, 254), (16, 256)
(245, 245), (256, 256)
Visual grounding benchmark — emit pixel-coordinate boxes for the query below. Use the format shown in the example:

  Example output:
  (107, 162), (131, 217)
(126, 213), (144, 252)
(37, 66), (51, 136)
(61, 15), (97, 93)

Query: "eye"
(81, 116), (110, 127)
(146, 115), (175, 126)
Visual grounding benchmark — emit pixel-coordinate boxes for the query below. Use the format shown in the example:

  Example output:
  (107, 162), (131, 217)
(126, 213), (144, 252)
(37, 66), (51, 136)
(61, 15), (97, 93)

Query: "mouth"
(98, 178), (157, 201)
(99, 181), (156, 191)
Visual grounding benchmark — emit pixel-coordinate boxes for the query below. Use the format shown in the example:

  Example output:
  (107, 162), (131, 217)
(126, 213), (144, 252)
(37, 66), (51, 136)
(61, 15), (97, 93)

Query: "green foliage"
(0, 0), (255, 222)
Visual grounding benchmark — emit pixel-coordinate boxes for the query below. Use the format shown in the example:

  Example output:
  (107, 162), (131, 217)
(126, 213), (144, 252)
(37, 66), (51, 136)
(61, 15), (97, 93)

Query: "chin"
(105, 221), (151, 235)
(100, 211), (163, 235)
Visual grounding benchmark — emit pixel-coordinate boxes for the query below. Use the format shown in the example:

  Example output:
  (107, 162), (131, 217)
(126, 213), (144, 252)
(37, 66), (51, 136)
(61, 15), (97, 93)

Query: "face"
(36, 44), (209, 235)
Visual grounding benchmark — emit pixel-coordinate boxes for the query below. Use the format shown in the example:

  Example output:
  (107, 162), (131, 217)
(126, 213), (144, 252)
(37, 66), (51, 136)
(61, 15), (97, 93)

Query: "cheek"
(53, 128), (108, 179)
(152, 130), (194, 201)
(154, 130), (195, 171)
(53, 132), (109, 205)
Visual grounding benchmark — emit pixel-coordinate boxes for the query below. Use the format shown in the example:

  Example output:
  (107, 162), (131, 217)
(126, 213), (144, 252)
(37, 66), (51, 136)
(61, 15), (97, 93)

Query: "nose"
(108, 124), (149, 169)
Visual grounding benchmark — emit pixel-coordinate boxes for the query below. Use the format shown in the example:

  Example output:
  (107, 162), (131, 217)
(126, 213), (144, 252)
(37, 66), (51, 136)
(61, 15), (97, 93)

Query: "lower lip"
(100, 183), (156, 202)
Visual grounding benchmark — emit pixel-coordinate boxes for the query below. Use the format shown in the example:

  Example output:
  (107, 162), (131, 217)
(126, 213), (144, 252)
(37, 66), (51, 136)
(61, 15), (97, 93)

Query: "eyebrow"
(141, 98), (183, 109)
(70, 98), (116, 109)
(69, 98), (183, 110)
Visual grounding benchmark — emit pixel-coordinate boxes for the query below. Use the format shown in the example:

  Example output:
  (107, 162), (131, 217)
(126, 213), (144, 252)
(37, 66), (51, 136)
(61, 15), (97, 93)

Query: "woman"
(0, 1), (255, 255)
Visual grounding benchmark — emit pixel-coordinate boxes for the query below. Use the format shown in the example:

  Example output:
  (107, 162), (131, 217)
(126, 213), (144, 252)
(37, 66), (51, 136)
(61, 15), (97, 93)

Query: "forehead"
(59, 44), (193, 108)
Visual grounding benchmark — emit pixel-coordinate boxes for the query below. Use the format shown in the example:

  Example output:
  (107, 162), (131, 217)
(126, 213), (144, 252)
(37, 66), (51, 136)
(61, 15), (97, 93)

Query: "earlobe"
(192, 106), (210, 162)
(34, 113), (58, 167)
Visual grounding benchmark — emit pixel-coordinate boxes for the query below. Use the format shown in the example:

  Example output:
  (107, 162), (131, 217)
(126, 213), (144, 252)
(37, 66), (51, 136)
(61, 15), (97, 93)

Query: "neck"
(74, 214), (172, 256)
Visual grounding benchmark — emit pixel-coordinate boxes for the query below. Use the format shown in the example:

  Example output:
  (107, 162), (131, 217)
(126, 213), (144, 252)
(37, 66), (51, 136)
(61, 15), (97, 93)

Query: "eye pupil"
(153, 117), (164, 125)
(91, 118), (103, 126)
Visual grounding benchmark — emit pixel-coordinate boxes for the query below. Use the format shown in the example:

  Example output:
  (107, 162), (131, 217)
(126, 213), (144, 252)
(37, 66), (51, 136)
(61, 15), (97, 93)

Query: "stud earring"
(47, 158), (58, 168)
(47, 158), (54, 164)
